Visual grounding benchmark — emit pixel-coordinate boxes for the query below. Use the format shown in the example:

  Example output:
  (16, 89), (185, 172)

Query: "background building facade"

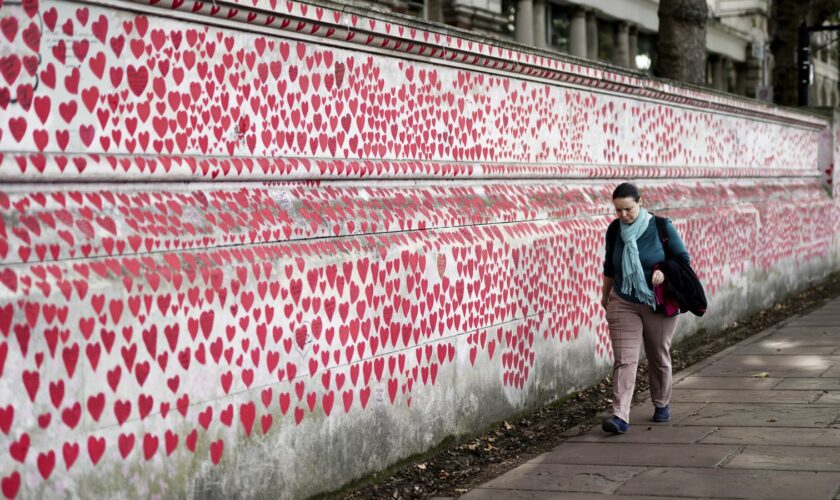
(357, 0), (839, 106)
(810, 28), (840, 107)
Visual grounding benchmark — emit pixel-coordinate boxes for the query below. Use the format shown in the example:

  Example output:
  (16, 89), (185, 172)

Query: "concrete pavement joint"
(820, 365), (837, 377)
(714, 445), (745, 469)
(694, 426), (721, 443)
(812, 391), (830, 403)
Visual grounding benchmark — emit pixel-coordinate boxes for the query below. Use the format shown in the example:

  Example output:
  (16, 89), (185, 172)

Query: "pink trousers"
(606, 290), (678, 422)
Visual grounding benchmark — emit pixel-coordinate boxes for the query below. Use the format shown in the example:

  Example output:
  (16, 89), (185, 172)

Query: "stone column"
(821, 33), (830, 62)
(586, 12), (598, 60)
(568, 9), (587, 58)
(628, 25), (638, 69)
(613, 22), (629, 67)
(515, 0), (534, 46)
(821, 79), (829, 106)
(533, 0), (547, 48)
(810, 76), (821, 105)
(723, 57), (735, 92)
(424, 0), (444, 23)
(744, 56), (761, 98)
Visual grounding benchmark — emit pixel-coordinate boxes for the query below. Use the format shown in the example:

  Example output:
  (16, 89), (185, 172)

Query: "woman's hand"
(652, 270), (665, 287)
(601, 277), (613, 310)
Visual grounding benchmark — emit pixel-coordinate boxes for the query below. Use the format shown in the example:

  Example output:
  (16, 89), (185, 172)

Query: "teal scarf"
(620, 208), (656, 307)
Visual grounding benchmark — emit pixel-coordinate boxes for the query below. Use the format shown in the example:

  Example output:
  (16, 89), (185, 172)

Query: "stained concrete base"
(462, 297), (840, 499)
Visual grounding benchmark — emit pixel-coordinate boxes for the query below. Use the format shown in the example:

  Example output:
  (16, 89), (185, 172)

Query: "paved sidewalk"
(461, 297), (840, 500)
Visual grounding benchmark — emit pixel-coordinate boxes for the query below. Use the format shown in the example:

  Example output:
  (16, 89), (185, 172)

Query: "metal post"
(798, 21), (811, 106)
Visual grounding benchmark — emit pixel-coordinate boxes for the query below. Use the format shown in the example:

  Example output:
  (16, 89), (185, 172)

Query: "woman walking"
(600, 182), (691, 434)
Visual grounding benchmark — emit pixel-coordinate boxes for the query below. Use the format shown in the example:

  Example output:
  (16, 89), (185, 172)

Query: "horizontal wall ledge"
(0, 154), (821, 182)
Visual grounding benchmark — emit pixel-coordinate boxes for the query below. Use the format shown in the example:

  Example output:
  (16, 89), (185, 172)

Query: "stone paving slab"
(790, 311), (840, 318)
(734, 334), (840, 354)
(777, 318), (840, 327)
(817, 392), (840, 404)
(626, 402), (707, 425)
(669, 389), (823, 403)
(760, 328), (840, 340)
(615, 467), (840, 499)
(461, 491), (703, 500)
(475, 464), (646, 494)
(724, 444), (840, 471)
(677, 403), (840, 427)
(673, 376), (783, 390)
(773, 377), (840, 390)
(797, 301), (840, 311)
(529, 443), (737, 468)
(700, 426), (840, 447)
(788, 298), (840, 311)
(569, 426), (718, 444)
(691, 355), (839, 378)
(736, 344), (840, 355)
(812, 304), (840, 313)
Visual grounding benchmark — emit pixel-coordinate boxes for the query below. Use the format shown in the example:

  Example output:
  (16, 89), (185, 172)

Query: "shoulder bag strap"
(654, 215), (670, 258)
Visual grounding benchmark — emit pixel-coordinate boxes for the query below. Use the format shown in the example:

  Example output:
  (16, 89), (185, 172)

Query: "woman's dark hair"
(612, 182), (641, 201)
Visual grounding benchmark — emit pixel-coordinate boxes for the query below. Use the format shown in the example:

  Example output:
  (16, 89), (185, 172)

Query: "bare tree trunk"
(655, 0), (709, 85)
(770, 0), (840, 106)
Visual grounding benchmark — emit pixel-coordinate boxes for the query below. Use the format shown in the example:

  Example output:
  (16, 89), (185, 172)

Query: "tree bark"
(769, 0), (840, 106)
(655, 0), (709, 85)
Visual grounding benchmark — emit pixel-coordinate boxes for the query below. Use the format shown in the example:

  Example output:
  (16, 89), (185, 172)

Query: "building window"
(636, 32), (655, 71)
(598, 19), (614, 62)
(501, 0), (516, 36)
(549, 4), (573, 51)
(384, 0), (422, 17)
